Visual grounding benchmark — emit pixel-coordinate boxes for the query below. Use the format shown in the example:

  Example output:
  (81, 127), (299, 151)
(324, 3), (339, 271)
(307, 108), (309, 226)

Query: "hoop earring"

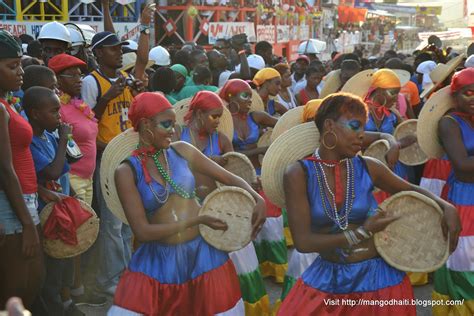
(375, 94), (388, 107)
(142, 128), (155, 146)
(228, 101), (240, 115)
(322, 131), (338, 150)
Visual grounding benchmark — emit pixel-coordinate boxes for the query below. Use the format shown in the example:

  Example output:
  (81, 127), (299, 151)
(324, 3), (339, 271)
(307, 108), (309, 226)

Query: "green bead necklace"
(152, 150), (196, 199)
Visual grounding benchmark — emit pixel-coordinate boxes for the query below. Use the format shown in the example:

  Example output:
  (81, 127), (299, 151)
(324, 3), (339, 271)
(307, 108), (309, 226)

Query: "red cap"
(129, 92), (173, 131)
(296, 55), (310, 63)
(48, 53), (86, 74)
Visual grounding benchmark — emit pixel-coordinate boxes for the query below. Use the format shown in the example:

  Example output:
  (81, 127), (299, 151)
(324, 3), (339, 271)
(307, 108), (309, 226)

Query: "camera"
(125, 78), (135, 88)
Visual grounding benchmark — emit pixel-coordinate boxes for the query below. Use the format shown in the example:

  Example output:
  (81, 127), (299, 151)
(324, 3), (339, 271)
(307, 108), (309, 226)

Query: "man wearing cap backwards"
(81, 31), (144, 296)
(37, 21), (72, 66)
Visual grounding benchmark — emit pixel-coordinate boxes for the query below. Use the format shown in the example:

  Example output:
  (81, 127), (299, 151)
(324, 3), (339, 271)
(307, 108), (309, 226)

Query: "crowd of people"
(1, 1), (474, 316)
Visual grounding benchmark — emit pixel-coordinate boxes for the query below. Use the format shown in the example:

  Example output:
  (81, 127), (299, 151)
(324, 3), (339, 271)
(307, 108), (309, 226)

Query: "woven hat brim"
(199, 186), (255, 252)
(174, 97), (234, 141)
(374, 191), (449, 272)
(363, 139), (389, 166)
(417, 86), (455, 158)
(40, 199), (99, 259)
(258, 128), (273, 164)
(250, 89), (265, 113)
(320, 69), (342, 99)
(217, 152), (257, 187)
(100, 128), (139, 224)
(421, 54), (466, 99)
(270, 106), (304, 142)
(394, 119), (428, 166)
(121, 60), (155, 72)
(392, 69), (410, 87)
(262, 122), (320, 207)
(340, 69), (376, 99)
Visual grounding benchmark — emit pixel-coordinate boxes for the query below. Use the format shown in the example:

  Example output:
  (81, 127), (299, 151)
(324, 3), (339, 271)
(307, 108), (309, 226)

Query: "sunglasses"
(59, 73), (84, 80)
(337, 119), (364, 133)
(384, 89), (399, 98)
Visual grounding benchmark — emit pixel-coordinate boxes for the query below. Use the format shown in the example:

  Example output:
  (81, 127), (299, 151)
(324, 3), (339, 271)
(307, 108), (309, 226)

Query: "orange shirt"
(400, 81), (421, 107)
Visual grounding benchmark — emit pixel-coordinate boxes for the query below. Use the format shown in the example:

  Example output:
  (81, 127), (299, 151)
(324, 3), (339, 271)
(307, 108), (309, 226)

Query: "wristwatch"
(140, 24), (150, 35)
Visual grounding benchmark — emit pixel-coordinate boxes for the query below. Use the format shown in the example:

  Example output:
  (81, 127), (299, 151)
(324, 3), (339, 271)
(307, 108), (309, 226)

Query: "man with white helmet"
(37, 21), (71, 66)
(148, 45), (170, 69)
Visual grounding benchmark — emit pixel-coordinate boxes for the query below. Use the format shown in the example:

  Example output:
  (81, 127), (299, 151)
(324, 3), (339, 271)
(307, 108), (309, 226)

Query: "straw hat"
(173, 97), (234, 141)
(100, 128), (139, 224)
(341, 69), (410, 99)
(270, 106), (304, 142)
(199, 186), (255, 252)
(261, 122), (320, 207)
(374, 191), (449, 272)
(217, 152), (257, 187)
(340, 69), (375, 98)
(417, 86), (455, 158)
(394, 119), (428, 166)
(319, 69), (341, 98)
(120, 52), (155, 72)
(250, 89), (265, 112)
(40, 199), (99, 259)
(257, 128), (273, 164)
(420, 54), (465, 99)
(363, 139), (390, 166)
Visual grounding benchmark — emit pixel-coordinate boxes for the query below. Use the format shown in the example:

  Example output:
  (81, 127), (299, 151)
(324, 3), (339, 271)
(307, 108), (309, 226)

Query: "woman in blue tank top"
(431, 68), (474, 316)
(219, 79), (278, 173)
(253, 68), (288, 117)
(108, 92), (266, 316)
(176, 91), (233, 200)
(178, 90), (272, 315)
(277, 93), (461, 315)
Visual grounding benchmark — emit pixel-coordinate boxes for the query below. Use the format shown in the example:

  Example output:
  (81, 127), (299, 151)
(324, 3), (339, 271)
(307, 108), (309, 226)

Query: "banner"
(208, 22), (256, 44)
(0, 21), (140, 41)
(418, 30), (472, 41)
(256, 25), (275, 43)
(277, 25), (290, 42)
(338, 6), (367, 24)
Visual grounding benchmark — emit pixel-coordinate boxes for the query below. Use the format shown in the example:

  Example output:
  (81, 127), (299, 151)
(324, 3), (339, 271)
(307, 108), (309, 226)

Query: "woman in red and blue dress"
(220, 79), (288, 285)
(363, 69), (417, 203)
(178, 90), (271, 315)
(108, 92), (266, 315)
(278, 93), (461, 315)
(432, 68), (474, 315)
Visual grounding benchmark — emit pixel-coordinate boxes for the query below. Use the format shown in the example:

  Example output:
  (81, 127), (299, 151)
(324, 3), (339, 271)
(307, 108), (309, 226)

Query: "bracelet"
(356, 226), (373, 239)
(344, 230), (361, 247)
(343, 230), (353, 246)
(348, 230), (361, 245)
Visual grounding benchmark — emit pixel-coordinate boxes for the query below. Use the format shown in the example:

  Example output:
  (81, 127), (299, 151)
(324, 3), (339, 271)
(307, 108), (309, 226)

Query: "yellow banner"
(416, 6), (442, 15)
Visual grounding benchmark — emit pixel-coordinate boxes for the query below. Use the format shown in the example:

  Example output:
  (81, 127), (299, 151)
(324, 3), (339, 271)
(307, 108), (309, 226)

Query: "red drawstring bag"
(43, 197), (92, 245)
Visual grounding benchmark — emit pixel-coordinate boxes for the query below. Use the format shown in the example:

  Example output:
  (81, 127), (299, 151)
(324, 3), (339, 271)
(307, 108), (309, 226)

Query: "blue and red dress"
(277, 156), (415, 315)
(180, 127), (271, 315)
(432, 114), (474, 315)
(108, 147), (243, 315)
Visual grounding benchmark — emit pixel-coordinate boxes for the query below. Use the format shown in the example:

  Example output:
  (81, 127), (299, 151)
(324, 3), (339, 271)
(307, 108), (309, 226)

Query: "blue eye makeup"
(156, 120), (175, 131)
(338, 119), (364, 132)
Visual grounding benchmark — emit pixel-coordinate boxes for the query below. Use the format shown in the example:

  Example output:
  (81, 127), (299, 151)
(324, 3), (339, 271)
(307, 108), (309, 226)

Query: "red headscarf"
(184, 90), (223, 123)
(129, 92), (173, 131)
(451, 68), (474, 94)
(219, 79), (252, 102)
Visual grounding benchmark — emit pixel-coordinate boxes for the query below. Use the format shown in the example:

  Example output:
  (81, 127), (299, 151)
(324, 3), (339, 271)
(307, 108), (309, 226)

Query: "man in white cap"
(37, 21), (71, 66)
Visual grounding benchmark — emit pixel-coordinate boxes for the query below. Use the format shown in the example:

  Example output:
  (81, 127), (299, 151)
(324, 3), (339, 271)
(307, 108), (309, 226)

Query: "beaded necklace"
(152, 150), (196, 199)
(313, 148), (355, 230)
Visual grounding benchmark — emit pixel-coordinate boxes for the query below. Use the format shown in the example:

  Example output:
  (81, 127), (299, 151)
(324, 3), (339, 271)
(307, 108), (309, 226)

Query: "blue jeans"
(94, 159), (132, 290)
(0, 191), (39, 235)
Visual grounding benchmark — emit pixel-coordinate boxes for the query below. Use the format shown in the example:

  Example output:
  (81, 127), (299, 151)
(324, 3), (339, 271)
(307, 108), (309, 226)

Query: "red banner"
(338, 6), (367, 24)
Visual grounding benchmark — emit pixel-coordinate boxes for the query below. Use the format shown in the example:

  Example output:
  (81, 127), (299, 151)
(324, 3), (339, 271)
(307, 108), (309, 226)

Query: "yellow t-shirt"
(90, 70), (134, 144)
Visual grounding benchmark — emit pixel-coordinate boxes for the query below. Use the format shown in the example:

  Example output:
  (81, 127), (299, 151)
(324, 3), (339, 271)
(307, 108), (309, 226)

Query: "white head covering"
(416, 60), (437, 89)
(465, 55), (474, 68)
(235, 54), (265, 72)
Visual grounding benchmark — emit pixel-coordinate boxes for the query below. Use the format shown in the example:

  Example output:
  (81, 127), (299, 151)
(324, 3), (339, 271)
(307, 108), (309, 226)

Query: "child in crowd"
(296, 66), (324, 105)
(23, 87), (83, 316)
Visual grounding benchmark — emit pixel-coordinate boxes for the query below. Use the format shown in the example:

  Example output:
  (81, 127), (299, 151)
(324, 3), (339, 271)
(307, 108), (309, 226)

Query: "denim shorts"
(0, 191), (40, 235)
